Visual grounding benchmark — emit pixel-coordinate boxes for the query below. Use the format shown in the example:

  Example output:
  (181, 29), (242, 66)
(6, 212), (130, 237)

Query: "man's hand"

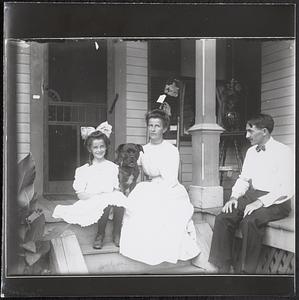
(243, 199), (263, 218)
(222, 197), (238, 213)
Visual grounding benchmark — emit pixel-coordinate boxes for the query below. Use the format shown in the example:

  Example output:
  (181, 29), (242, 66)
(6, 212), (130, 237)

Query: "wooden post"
(30, 42), (47, 195)
(50, 230), (88, 274)
(189, 39), (224, 209)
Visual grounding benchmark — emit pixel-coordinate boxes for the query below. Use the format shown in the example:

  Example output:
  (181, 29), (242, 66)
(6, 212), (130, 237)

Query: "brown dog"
(115, 143), (144, 196)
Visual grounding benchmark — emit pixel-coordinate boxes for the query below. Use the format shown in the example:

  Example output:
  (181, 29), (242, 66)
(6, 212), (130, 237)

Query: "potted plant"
(17, 153), (68, 274)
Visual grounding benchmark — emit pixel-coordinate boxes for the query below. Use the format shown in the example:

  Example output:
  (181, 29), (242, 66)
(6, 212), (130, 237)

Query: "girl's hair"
(145, 109), (170, 129)
(84, 131), (110, 165)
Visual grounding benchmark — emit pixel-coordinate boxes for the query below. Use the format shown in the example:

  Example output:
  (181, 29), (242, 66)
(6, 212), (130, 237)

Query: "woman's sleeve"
(159, 145), (180, 188)
(113, 165), (120, 189)
(73, 166), (87, 194)
(137, 151), (143, 166)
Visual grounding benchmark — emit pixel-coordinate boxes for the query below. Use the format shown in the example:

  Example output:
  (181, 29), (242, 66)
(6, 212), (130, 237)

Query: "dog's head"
(115, 143), (144, 168)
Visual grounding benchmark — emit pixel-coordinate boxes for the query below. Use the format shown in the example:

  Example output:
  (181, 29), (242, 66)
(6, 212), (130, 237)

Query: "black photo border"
(3, 1), (297, 297)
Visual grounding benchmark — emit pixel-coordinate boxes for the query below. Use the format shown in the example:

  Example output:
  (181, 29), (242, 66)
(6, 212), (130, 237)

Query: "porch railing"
(48, 101), (107, 125)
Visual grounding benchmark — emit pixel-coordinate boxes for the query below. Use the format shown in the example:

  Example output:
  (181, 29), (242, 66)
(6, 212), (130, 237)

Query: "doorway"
(44, 40), (107, 194)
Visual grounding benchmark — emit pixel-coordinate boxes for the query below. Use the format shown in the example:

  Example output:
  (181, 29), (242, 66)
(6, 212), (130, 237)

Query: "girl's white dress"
(120, 140), (200, 265)
(52, 160), (127, 227)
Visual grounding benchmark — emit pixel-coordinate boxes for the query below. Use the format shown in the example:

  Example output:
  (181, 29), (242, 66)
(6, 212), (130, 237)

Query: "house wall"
(125, 41), (148, 145)
(261, 40), (295, 150)
(16, 42), (31, 162)
(180, 141), (193, 189)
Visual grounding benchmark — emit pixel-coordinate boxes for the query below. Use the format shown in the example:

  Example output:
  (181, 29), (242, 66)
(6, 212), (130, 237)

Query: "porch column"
(189, 39), (224, 209)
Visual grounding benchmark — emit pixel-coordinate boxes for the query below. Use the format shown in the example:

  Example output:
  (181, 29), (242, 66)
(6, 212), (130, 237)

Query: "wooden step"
(77, 223), (204, 274)
(84, 251), (204, 275)
(46, 221), (206, 275)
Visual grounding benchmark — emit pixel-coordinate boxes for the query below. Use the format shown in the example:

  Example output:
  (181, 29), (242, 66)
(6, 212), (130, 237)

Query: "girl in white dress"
(120, 109), (200, 265)
(52, 122), (127, 249)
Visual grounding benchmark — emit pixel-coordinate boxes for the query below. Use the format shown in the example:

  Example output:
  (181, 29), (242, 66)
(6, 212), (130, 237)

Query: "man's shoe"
(93, 234), (104, 249)
(218, 264), (231, 274)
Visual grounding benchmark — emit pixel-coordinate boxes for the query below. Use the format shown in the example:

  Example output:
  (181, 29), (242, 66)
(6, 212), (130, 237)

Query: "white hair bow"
(80, 121), (112, 140)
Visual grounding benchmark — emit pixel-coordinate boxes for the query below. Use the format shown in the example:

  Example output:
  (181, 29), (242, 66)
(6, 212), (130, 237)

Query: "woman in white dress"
(52, 122), (127, 249)
(120, 109), (200, 265)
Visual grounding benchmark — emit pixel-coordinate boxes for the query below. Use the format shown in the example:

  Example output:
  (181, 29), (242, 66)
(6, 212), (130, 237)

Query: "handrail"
(48, 101), (106, 107)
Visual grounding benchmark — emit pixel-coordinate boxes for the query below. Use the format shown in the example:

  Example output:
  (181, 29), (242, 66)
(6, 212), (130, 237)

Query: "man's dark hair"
(247, 113), (274, 134)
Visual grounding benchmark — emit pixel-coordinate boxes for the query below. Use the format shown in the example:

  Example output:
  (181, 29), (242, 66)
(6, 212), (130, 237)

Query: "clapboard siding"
(127, 118), (146, 127)
(16, 43), (30, 54)
(126, 136), (146, 144)
(127, 47), (148, 58)
(16, 63), (31, 74)
(16, 42), (31, 161)
(15, 93), (30, 104)
(261, 40), (292, 54)
(261, 40), (295, 147)
(179, 143), (193, 188)
(16, 103), (30, 113)
(127, 100), (147, 110)
(127, 42), (147, 50)
(127, 109), (147, 119)
(262, 57), (294, 74)
(17, 123), (30, 133)
(127, 65), (147, 76)
(262, 106), (294, 118)
(180, 154), (192, 164)
(272, 124), (295, 136)
(261, 86), (294, 100)
(16, 53), (30, 64)
(127, 91), (148, 101)
(17, 113), (30, 123)
(16, 83), (30, 94)
(261, 76), (294, 92)
(262, 48), (294, 66)
(268, 115), (295, 126)
(16, 73), (30, 83)
(125, 41), (148, 145)
(261, 95), (294, 110)
(127, 57), (147, 67)
(127, 83), (147, 93)
(262, 66), (294, 83)
(126, 127), (147, 136)
(127, 74), (147, 84)
(17, 133), (30, 143)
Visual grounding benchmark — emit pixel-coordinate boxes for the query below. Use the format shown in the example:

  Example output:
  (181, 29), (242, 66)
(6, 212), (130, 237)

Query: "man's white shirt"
(231, 137), (294, 207)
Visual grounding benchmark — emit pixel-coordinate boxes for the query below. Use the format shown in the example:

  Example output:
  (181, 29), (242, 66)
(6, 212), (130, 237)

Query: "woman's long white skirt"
(119, 181), (200, 265)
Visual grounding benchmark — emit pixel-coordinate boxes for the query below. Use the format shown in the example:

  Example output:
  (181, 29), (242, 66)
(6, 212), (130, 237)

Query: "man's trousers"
(208, 188), (291, 273)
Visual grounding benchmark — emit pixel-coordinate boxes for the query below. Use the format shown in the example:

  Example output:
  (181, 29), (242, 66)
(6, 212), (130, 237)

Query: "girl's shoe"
(93, 234), (104, 249)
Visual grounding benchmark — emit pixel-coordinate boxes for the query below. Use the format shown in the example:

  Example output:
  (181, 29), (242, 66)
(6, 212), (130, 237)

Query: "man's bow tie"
(256, 145), (266, 152)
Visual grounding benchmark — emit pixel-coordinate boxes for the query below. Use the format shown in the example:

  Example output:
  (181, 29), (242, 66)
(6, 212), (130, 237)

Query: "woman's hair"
(247, 113), (274, 134)
(84, 131), (110, 164)
(145, 109), (170, 129)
